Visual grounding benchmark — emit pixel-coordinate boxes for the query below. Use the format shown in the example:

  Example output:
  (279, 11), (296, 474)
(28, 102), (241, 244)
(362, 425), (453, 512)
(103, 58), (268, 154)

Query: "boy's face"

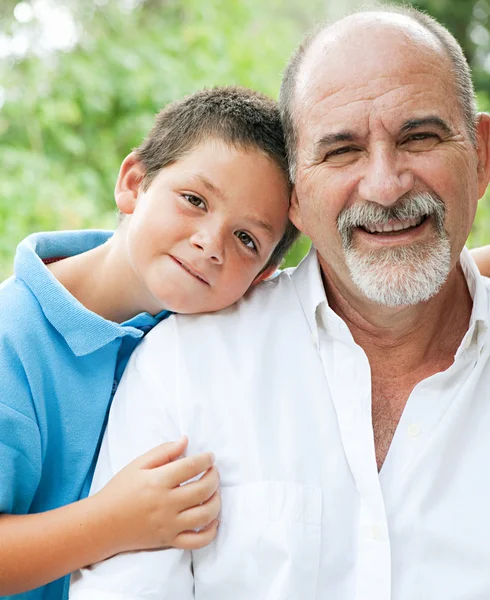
(117, 139), (290, 314)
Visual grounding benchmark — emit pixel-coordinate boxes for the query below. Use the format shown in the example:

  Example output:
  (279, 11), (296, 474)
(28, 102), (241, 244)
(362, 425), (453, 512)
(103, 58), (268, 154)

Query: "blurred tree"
(407, 0), (490, 94)
(0, 0), (322, 279)
(1, 0), (489, 281)
(402, 0), (490, 248)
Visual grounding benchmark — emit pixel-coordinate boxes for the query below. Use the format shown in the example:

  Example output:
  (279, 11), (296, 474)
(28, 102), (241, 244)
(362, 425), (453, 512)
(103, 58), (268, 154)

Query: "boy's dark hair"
(132, 86), (300, 269)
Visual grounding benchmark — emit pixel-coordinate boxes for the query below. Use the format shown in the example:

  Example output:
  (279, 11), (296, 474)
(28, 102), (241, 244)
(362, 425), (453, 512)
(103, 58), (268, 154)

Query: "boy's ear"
(252, 264), (278, 286)
(114, 153), (146, 215)
(476, 112), (490, 199)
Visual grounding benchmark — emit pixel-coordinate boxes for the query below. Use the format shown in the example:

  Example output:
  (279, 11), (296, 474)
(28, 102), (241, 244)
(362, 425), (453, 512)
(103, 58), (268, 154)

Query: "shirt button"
(311, 332), (318, 347)
(370, 523), (384, 540)
(407, 423), (420, 437)
(111, 380), (118, 395)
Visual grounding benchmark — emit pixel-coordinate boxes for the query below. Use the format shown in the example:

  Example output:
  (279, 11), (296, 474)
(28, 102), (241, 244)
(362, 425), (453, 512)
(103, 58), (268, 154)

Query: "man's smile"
(360, 215), (427, 234)
(353, 214), (432, 245)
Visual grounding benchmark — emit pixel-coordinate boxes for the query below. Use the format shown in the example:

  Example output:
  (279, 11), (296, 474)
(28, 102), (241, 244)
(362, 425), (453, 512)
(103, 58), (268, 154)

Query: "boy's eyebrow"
(244, 216), (276, 240)
(193, 174), (224, 199)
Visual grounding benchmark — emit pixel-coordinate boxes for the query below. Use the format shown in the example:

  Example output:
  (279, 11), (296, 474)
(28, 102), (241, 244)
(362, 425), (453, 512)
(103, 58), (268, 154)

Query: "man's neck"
(320, 257), (473, 377)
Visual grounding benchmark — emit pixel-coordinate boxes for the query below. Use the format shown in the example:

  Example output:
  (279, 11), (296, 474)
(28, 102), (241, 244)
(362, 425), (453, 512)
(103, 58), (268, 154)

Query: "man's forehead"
(295, 12), (446, 107)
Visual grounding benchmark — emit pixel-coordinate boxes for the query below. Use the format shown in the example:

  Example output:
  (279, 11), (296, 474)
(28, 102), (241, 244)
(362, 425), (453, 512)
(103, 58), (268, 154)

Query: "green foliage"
(0, 0), (317, 280)
(1, 0), (490, 281)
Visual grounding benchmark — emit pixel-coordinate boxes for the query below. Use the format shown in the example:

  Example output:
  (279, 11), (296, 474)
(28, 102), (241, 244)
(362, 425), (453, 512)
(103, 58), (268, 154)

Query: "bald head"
(280, 6), (477, 181)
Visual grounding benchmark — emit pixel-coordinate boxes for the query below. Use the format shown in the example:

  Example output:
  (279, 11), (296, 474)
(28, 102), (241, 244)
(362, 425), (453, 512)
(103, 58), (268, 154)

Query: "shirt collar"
(14, 230), (168, 356)
(291, 244), (490, 350)
(457, 247), (489, 355)
(290, 245), (330, 339)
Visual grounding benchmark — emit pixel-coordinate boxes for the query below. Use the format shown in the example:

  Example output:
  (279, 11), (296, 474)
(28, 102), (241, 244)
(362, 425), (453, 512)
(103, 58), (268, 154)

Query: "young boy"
(0, 86), (299, 600)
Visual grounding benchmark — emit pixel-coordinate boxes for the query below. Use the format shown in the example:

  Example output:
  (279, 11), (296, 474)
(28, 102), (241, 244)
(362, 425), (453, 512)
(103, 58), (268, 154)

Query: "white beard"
(344, 235), (451, 306)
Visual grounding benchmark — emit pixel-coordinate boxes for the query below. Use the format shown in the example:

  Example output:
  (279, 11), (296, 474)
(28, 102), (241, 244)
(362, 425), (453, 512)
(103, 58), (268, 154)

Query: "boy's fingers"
(174, 466), (220, 510)
(173, 519), (219, 550)
(159, 452), (216, 488)
(177, 490), (221, 531)
(133, 436), (188, 470)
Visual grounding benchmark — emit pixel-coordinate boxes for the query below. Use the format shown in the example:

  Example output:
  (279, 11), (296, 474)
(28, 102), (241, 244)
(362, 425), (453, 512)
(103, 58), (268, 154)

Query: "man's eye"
(402, 133), (440, 149)
(235, 231), (257, 251)
(324, 146), (360, 163)
(184, 194), (205, 209)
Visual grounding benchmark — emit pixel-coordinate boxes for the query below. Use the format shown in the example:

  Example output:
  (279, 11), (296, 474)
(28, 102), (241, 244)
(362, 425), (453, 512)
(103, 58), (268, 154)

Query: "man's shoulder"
(136, 269), (298, 362)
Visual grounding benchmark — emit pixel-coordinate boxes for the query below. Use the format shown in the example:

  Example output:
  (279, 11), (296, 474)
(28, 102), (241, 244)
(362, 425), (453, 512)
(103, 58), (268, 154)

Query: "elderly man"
(70, 6), (490, 600)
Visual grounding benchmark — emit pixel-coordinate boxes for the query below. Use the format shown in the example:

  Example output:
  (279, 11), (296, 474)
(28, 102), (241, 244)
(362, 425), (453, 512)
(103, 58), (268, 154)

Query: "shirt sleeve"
(69, 319), (194, 600)
(0, 336), (42, 515)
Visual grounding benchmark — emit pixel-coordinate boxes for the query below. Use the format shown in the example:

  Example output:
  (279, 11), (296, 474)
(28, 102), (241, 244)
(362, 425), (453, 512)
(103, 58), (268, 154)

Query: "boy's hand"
(94, 437), (220, 554)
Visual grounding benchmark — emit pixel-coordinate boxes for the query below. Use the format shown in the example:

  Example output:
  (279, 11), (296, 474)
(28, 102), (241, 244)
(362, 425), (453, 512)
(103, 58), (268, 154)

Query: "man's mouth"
(171, 257), (209, 285)
(359, 214), (428, 235)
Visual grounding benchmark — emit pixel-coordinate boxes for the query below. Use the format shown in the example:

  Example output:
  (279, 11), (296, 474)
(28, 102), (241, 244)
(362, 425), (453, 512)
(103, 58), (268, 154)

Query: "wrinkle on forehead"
(298, 74), (452, 147)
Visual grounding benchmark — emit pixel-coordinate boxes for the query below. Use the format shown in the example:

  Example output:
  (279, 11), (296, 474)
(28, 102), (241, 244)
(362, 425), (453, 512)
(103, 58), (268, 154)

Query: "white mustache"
(337, 191), (446, 243)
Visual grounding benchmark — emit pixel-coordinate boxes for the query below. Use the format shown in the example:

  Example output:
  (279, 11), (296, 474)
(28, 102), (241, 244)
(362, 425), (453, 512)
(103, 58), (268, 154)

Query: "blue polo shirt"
(0, 230), (170, 600)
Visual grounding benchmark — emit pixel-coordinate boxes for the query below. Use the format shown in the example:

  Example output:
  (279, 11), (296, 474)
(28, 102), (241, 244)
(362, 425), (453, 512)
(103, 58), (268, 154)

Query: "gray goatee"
(336, 192), (451, 306)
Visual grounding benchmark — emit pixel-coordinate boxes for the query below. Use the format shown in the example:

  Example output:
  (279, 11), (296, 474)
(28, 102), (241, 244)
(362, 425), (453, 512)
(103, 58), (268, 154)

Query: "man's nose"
(190, 227), (225, 264)
(357, 146), (414, 206)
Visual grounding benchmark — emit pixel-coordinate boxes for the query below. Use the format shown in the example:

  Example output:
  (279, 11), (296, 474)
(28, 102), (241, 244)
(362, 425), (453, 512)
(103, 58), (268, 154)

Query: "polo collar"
(15, 231), (167, 357)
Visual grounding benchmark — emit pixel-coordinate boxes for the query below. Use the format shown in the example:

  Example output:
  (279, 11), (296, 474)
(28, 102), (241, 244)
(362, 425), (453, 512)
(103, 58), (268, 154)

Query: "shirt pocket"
(193, 480), (322, 600)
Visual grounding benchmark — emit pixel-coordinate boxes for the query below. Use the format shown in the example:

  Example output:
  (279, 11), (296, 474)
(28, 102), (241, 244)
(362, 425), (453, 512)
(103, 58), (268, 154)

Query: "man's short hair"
(279, 4), (478, 182)
(133, 86), (299, 269)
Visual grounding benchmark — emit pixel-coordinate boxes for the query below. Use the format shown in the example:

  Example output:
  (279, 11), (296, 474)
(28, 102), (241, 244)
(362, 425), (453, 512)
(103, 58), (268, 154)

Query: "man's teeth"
(363, 215), (425, 233)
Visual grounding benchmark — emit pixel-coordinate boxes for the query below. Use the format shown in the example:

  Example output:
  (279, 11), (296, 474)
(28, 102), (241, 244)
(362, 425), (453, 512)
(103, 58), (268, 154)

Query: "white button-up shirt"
(70, 247), (490, 600)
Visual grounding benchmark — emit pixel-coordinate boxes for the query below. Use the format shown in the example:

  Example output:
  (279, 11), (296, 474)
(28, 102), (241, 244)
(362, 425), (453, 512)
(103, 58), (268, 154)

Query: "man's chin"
(344, 241), (452, 307)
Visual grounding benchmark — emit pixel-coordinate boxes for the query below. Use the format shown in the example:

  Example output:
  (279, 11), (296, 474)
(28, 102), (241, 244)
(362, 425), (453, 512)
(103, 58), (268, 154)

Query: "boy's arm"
(0, 440), (218, 595)
(0, 324), (218, 595)
(470, 245), (490, 277)
(70, 324), (200, 599)
(0, 495), (129, 595)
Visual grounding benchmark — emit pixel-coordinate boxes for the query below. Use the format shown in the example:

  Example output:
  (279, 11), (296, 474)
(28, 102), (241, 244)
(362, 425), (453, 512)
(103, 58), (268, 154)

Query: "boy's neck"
(46, 232), (161, 323)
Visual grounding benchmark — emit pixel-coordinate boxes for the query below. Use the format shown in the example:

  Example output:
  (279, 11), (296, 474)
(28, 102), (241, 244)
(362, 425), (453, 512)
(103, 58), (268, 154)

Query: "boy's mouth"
(171, 256), (209, 285)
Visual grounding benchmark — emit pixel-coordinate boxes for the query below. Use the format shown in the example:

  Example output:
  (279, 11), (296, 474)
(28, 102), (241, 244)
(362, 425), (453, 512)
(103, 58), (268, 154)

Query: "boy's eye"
(235, 231), (257, 252)
(184, 194), (205, 209)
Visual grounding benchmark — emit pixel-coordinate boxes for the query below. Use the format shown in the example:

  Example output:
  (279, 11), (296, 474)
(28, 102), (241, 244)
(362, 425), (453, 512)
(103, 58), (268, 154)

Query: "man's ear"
(114, 153), (146, 215)
(476, 112), (490, 199)
(289, 187), (303, 231)
(252, 264), (279, 286)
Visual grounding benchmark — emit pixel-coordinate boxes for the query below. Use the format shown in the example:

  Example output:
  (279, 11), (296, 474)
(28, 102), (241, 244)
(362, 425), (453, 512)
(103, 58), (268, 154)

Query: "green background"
(1, 0), (489, 281)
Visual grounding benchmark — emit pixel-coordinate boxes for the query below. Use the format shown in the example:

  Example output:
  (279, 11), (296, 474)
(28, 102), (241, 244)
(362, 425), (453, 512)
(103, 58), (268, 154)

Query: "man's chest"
(178, 316), (490, 599)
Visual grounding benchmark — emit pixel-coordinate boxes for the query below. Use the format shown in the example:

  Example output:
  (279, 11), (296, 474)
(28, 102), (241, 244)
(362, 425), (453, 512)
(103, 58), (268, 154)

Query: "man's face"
(290, 15), (488, 306)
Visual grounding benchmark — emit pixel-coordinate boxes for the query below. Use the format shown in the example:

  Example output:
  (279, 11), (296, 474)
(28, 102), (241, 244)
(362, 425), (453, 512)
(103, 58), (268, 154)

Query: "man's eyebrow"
(314, 131), (357, 150)
(400, 117), (453, 136)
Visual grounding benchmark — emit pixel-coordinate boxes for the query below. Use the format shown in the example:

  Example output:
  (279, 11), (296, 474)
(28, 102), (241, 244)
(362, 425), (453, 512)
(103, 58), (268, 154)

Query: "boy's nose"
(190, 230), (224, 264)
